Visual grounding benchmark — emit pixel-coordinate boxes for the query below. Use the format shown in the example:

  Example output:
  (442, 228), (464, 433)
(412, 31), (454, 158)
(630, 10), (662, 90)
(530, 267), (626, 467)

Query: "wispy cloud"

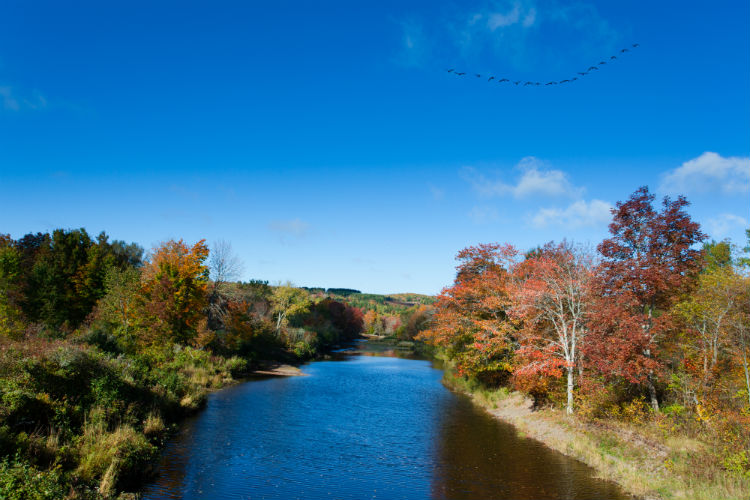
(468, 205), (500, 224)
(660, 152), (750, 195)
(268, 218), (310, 243)
(705, 213), (748, 240)
(462, 157), (583, 199)
(0, 85), (47, 112)
(394, 20), (430, 67)
(530, 199), (612, 228)
(396, 1), (619, 73)
(428, 183), (445, 200)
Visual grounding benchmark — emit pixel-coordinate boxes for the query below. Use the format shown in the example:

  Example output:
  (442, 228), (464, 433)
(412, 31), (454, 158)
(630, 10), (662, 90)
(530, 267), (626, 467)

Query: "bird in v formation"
(445, 44), (639, 88)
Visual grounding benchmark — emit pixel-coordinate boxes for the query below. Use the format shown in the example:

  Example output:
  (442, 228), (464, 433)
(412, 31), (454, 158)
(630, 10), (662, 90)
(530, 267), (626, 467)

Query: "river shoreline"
(441, 371), (749, 500)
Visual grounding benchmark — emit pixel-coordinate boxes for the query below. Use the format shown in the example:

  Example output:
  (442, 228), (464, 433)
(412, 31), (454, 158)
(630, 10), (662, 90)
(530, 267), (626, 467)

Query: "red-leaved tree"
(588, 187), (705, 411)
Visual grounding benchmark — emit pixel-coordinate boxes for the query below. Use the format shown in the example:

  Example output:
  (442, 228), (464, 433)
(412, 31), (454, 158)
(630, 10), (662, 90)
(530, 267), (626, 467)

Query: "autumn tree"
(674, 266), (740, 396)
(512, 242), (593, 414)
(270, 283), (311, 337)
(590, 187), (705, 411)
(419, 243), (518, 383)
(136, 239), (210, 345)
(727, 273), (750, 407)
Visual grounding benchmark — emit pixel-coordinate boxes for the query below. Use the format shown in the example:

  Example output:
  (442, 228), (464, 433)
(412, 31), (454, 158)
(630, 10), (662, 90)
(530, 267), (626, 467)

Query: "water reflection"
(142, 351), (631, 500)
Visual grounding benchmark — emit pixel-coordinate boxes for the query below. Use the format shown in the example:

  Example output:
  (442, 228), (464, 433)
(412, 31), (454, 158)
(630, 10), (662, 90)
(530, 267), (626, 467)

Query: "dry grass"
(76, 408), (156, 496)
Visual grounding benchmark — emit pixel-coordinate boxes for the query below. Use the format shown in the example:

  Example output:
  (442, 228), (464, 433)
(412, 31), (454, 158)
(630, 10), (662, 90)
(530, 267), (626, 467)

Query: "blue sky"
(1, 0), (748, 294)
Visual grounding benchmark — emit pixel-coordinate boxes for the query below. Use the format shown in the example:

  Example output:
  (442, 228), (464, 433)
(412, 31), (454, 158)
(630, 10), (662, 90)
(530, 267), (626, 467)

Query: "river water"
(142, 348), (630, 499)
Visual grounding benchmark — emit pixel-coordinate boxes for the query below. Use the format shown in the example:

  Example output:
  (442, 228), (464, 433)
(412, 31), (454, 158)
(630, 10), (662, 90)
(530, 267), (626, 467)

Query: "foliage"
(512, 241), (593, 414)
(419, 243), (518, 384)
(136, 239), (210, 346)
(270, 283), (311, 336)
(421, 187), (749, 480)
(588, 186), (705, 410)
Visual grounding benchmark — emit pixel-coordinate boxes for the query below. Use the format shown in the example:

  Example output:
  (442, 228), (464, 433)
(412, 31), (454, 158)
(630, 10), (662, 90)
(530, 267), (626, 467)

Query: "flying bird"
(571, 77), (578, 81)
(488, 76), (495, 81)
(475, 74), (482, 78)
(632, 43), (639, 47)
(560, 79), (570, 83)
(588, 66), (598, 71)
(523, 81), (533, 86)
(456, 72), (466, 76)
(598, 61), (607, 65)
(620, 48), (629, 53)
(446, 69), (454, 73)
(513, 81), (521, 85)
(610, 55), (617, 59)
(498, 78), (509, 83)
(578, 72), (588, 76)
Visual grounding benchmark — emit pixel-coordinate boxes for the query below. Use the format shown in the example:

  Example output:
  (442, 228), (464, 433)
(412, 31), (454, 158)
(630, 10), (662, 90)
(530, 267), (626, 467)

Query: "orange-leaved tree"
(419, 243), (518, 384)
(136, 239), (210, 346)
(512, 242), (594, 414)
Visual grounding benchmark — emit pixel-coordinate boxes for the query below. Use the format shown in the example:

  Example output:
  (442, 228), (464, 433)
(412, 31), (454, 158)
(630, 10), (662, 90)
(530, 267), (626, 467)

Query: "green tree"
(271, 283), (310, 336)
(0, 235), (24, 337)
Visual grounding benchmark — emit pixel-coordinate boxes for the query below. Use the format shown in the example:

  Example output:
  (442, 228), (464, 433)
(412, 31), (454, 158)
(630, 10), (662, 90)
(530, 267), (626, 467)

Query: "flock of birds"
(446, 44), (640, 87)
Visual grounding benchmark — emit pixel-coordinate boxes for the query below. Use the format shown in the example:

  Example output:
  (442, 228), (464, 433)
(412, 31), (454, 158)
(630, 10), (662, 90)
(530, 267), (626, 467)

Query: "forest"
(0, 233), (366, 498)
(418, 186), (750, 494)
(0, 185), (748, 499)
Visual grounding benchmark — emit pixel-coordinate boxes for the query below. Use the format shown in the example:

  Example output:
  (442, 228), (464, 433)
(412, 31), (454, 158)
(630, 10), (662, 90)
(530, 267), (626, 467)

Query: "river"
(142, 347), (630, 499)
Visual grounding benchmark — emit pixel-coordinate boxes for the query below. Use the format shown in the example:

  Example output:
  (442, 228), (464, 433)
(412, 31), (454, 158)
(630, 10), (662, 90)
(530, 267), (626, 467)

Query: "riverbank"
(0, 335), (312, 500)
(442, 371), (750, 500)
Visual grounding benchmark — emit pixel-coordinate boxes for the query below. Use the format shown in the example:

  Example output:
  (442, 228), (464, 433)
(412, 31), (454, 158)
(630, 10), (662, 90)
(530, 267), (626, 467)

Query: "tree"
(739, 228), (750, 269)
(674, 266), (740, 395)
(419, 243), (518, 383)
(590, 187), (705, 411)
(727, 274), (750, 408)
(209, 240), (243, 286)
(512, 242), (593, 414)
(0, 235), (23, 337)
(703, 240), (733, 271)
(95, 266), (141, 347)
(136, 239), (210, 345)
(270, 283), (310, 337)
(206, 240), (244, 331)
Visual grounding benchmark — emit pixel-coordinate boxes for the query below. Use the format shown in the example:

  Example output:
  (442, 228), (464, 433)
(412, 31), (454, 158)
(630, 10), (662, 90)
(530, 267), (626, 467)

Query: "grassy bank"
(0, 335), (260, 499)
(441, 367), (750, 500)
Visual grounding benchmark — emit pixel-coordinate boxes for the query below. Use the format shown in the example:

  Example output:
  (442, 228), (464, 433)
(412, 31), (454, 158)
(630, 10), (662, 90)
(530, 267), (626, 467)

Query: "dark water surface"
(142, 351), (630, 500)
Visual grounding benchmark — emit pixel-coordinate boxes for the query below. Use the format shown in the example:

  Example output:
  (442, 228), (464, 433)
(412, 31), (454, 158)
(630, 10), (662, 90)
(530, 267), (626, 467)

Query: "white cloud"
(705, 213), (748, 240)
(530, 199), (612, 228)
(487, 5), (522, 29)
(268, 218), (310, 237)
(463, 157), (583, 199)
(660, 152), (750, 195)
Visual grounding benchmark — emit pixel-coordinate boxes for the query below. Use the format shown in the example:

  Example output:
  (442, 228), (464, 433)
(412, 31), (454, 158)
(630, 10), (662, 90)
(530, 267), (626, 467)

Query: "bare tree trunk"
(566, 366), (574, 415)
(647, 374), (659, 412)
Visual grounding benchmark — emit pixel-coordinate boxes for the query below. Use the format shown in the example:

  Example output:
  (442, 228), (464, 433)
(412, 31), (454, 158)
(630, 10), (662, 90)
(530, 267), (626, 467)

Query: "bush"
(0, 458), (67, 500)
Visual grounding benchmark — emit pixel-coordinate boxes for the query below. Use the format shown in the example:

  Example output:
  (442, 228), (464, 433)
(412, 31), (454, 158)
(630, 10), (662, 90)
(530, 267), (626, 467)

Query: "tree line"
(419, 186), (750, 477)
(0, 230), (364, 498)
